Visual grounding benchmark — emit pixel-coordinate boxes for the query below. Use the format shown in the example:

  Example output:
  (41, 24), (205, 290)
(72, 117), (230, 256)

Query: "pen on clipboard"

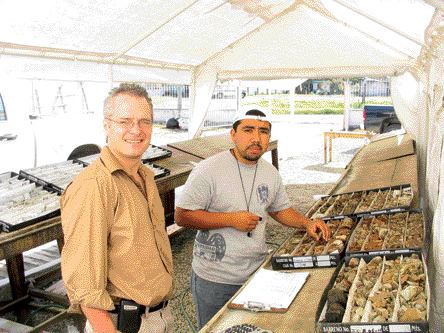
(247, 216), (262, 237)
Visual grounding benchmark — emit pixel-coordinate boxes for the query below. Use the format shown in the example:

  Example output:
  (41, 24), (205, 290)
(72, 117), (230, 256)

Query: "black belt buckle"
(117, 299), (143, 333)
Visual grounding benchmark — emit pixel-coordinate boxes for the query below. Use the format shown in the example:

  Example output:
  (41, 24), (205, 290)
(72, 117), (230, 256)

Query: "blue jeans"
(191, 270), (242, 329)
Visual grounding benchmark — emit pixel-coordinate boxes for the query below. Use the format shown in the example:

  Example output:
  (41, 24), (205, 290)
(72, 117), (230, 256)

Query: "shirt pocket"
(149, 199), (166, 232)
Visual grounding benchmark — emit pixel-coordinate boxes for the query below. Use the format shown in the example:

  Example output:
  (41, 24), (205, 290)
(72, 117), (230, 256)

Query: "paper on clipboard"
(230, 268), (309, 312)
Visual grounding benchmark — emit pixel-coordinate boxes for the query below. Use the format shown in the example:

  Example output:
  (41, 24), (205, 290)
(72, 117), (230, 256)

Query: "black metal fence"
(144, 83), (237, 129)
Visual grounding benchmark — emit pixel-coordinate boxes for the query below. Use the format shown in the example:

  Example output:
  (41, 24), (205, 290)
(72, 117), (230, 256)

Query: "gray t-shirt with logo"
(176, 150), (291, 285)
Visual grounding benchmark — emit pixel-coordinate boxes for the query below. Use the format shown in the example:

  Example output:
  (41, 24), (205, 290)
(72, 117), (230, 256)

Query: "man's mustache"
(247, 144), (263, 150)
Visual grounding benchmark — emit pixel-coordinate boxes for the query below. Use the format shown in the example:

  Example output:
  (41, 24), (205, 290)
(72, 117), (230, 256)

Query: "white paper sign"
(231, 268), (309, 310)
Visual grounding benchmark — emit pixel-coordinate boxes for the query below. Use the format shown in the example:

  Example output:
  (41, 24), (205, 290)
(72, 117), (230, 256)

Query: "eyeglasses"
(106, 117), (153, 129)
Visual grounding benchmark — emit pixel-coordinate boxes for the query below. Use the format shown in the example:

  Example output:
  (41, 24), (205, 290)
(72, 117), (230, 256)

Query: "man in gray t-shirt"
(175, 106), (330, 329)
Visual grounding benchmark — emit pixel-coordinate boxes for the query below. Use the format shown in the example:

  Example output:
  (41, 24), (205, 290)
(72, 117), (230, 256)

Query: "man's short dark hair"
(104, 82), (153, 117)
(233, 109), (271, 131)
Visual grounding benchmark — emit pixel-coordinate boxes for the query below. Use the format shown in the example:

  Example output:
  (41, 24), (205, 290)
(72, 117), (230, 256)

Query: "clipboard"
(227, 268), (309, 313)
(228, 300), (287, 313)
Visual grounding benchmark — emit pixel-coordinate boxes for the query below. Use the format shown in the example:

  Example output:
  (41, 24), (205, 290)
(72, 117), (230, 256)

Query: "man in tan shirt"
(61, 83), (174, 333)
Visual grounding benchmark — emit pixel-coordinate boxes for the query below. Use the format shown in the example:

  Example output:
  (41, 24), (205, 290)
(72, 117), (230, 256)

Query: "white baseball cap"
(232, 105), (271, 125)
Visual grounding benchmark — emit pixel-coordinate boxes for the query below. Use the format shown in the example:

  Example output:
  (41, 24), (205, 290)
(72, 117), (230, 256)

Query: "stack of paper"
(230, 268), (309, 312)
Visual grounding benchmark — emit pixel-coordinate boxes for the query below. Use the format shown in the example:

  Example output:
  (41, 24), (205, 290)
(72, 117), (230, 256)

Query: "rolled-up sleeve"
(60, 176), (115, 313)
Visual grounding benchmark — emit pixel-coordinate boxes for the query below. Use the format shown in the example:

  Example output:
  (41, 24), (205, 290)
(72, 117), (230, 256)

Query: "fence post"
(177, 85), (183, 119)
(290, 85), (295, 116)
(343, 79), (351, 130)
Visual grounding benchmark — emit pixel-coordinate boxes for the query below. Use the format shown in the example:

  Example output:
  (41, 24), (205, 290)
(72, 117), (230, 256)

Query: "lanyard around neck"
(235, 158), (258, 212)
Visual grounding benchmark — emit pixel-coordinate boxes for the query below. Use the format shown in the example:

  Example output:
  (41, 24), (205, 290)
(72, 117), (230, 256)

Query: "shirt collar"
(99, 146), (147, 176)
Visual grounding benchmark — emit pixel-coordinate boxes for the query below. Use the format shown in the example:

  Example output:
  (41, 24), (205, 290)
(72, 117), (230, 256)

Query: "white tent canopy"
(2, 0), (444, 330)
(1, 0), (437, 135)
(0, 0), (434, 71)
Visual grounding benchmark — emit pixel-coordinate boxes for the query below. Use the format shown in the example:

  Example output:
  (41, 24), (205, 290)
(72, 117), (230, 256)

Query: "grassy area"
(151, 93), (392, 115)
(350, 100), (392, 108)
(243, 95), (392, 115)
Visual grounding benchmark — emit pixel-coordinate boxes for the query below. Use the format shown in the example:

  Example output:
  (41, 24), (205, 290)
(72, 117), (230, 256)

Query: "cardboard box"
(141, 144), (172, 163)
(272, 217), (356, 270)
(307, 184), (413, 220)
(316, 252), (429, 333)
(0, 171), (60, 232)
(345, 209), (424, 260)
(19, 160), (85, 194)
(142, 162), (171, 179)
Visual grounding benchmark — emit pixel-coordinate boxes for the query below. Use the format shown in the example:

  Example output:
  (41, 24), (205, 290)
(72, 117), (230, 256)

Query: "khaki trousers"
(84, 304), (174, 333)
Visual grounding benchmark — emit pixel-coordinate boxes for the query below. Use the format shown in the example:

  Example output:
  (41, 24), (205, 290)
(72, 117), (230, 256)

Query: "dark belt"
(110, 300), (168, 314)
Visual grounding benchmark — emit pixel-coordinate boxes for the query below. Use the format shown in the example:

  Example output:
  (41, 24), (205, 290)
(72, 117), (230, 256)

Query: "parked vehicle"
(379, 116), (402, 134)
(0, 79), (104, 174)
(363, 104), (401, 133)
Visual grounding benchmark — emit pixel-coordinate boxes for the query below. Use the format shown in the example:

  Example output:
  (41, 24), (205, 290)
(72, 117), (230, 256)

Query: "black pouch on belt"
(117, 299), (144, 333)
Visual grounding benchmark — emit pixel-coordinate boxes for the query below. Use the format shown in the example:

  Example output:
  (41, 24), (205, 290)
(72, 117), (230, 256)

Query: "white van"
(0, 79), (106, 174)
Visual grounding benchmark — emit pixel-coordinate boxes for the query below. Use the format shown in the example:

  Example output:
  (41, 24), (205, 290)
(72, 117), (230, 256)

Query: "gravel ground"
(8, 115), (368, 332)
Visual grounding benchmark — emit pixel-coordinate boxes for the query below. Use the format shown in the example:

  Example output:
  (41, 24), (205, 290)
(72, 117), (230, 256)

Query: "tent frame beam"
(330, 0), (424, 46)
(200, 2), (415, 73)
(218, 64), (412, 81)
(198, 2), (300, 69)
(112, 0), (201, 61)
(0, 42), (193, 71)
(311, 6), (416, 59)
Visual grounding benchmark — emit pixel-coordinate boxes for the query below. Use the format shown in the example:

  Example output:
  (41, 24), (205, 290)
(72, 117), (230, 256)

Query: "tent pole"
(236, 82), (241, 111)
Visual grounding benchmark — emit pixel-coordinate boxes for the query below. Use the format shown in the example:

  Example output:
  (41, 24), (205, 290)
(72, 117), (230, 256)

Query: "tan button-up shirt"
(60, 147), (174, 313)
